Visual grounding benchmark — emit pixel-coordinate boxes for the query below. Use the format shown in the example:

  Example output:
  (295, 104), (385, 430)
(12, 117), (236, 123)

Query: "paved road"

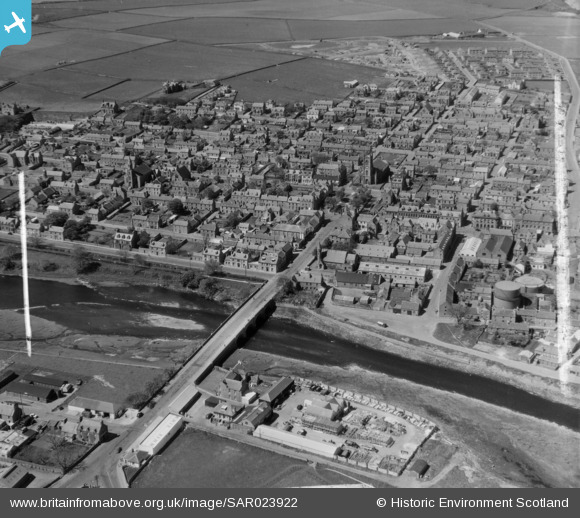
(0, 233), (275, 281)
(53, 216), (346, 488)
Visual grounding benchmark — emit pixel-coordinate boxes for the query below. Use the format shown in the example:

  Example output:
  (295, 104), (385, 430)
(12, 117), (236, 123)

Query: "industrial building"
(169, 385), (201, 418)
(493, 280), (521, 309)
(515, 274), (545, 294)
(68, 396), (123, 420)
(253, 425), (340, 458)
(459, 236), (482, 263)
(138, 413), (183, 456)
(1, 381), (57, 403)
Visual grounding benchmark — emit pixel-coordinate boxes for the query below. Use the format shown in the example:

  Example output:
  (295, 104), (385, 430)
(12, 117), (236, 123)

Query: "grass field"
(484, 16), (580, 59)
(132, 428), (388, 488)
(18, 69), (127, 97)
(36, 0), (254, 13)
(52, 12), (176, 32)
(0, 84), (102, 112)
(126, 17), (293, 45)
(85, 80), (162, 103)
(0, 30), (167, 79)
(10, 1), (574, 115)
(32, 7), (105, 24)
(288, 18), (482, 40)
(120, 0), (529, 21)
(7, 353), (163, 406)
(227, 57), (387, 104)
(67, 41), (301, 82)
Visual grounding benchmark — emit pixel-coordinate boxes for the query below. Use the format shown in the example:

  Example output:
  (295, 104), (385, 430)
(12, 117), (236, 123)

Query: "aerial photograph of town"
(0, 0), (579, 491)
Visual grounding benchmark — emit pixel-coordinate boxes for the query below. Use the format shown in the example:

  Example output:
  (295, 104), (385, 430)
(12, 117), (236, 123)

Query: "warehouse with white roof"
(138, 413), (183, 456)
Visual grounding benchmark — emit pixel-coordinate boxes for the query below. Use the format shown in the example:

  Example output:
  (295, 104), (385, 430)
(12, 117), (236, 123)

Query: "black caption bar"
(1, 490), (578, 518)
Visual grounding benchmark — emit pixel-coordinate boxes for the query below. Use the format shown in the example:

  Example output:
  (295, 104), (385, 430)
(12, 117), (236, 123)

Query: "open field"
(132, 428), (387, 488)
(286, 18), (482, 40)
(122, 0), (433, 21)
(32, 7), (105, 24)
(227, 57), (387, 104)
(0, 84), (103, 112)
(51, 12), (177, 32)
(4, 353), (163, 407)
(85, 80), (163, 103)
(10, 1), (573, 112)
(0, 30), (167, 79)
(126, 17), (293, 45)
(121, 0), (529, 21)
(33, 0), (255, 12)
(67, 41), (301, 82)
(18, 69), (128, 98)
(484, 16), (580, 59)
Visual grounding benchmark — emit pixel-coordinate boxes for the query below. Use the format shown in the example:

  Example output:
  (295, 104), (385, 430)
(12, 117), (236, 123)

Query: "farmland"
(125, 17), (294, 45)
(17, 69), (128, 98)
(3, 352), (165, 407)
(66, 41), (301, 82)
(2, 0), (574, 111)
(120, 0), (532, 21)
(286, 18), (481, 41)
(84, 80), (163, 103)
(132, 428), (388, 488)
(483, 15), (580, 59)
(0, 30), (167, 79)
(0, 84), (102, 113)
(226, 58), (387, 104)
(51, 12), (176, 32)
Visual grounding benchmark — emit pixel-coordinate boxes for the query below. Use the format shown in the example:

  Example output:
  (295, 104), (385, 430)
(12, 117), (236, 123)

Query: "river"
(1, 275), (579, 431)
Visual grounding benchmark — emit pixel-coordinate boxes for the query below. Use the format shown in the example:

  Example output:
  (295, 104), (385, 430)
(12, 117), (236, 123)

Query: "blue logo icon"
(0, 0), (31, 55)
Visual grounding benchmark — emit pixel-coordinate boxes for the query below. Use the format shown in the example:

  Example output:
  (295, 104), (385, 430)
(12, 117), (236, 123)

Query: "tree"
(351, 186), (372, 210)
(63, 217), (92, 241)
(168, 198), (185, 215)
(0, 244), (19, 271)
(449, 304), (472, 330)
(199, 277), (220, 297)
(48, 434), (78, 473)
(165, 238), (180, 255)
(204, 188), (220, 200)
(325, 196), (338, 212)
(204, 259), (222, 276)
(321, 238), (332, 249)
(180, 270), (200, 290)
(40, 259), (59, 272)
(224, 212), (241, 229)
(136, 230), (150, 248)
(332, 238), (356, 253)
(141, 199), (155, 211)
(44, 211), (69, 228)
(167, 113), (187, 129)
(125, 392), (148, 410)
(71, 245), (95, 274)
(277, 278), (295, 298)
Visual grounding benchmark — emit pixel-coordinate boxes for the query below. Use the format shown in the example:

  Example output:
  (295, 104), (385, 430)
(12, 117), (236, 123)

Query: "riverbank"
(271, 305), (580, 411)
(0, 254), (258, 311)
(226, 348), (580, 488)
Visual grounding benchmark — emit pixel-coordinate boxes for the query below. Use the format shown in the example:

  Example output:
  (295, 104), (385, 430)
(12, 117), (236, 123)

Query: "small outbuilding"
(409, 459), (430, 479)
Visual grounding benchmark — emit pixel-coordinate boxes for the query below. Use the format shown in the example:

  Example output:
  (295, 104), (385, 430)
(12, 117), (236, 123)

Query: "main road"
(53, 215), (347, 488)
